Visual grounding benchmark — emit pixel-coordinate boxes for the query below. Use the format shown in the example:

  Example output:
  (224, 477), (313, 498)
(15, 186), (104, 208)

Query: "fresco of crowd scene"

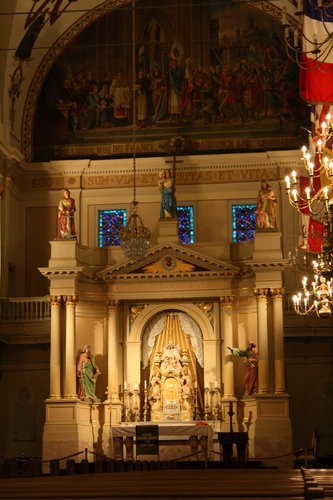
(55, 54), (303, 137)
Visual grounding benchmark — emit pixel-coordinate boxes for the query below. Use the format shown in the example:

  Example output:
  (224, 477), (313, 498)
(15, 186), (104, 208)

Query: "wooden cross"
(165, 155), (184, 217)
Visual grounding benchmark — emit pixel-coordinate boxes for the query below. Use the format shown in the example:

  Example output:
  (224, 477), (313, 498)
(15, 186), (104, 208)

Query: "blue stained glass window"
(232, 204), (256, 243)
(177, 205), (194, 244)
(99, 209), (126, 247)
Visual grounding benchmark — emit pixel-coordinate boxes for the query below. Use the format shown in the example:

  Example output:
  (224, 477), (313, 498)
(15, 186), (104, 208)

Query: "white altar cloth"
(112, 422), (214, 461)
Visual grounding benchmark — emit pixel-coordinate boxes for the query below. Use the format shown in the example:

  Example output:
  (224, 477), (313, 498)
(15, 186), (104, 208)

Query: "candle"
(297, 0), (302, 12)
(135, 382), (138, 390)
(215, 381), (218, 388)
(302, 146), (307, 159)
(306, 187), (310, 200)
(205, 380), (208, 388)
(285, 176), (290, 189)
(195, 380), (197, 388)
(144, 380), (147, 390)
(292, 171), (297, 184)
(294, 28), (298, 48)
(282, 7), (286, 25)
(306, 153), (311, 167)
(124, 380), (127, 390)
(313, 33), (318, 52)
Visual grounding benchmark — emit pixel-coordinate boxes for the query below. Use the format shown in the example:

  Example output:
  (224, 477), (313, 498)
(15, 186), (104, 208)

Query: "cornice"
(39, 268), (83, 278)
(248, 261), (288, 271)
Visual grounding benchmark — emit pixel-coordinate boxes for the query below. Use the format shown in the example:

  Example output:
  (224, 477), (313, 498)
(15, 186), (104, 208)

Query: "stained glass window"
(232, 204), (256, 243)
(177, 205), (194, 244)
(99, 209), (126, 247)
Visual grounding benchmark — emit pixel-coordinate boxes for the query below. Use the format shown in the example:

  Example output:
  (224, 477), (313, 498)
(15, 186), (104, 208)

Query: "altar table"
(112, 423), (214, 464)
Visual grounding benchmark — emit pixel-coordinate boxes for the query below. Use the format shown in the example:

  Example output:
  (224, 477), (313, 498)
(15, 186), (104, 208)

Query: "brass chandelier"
(119, 0), (150, 261)
(293, 251), (333, 317)
(283, 0), (333, 70)
(285, 125), (333, 317)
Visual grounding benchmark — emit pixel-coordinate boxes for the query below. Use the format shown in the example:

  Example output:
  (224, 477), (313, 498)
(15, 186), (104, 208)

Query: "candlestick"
(204, 386), (210, 420)
(143, 387), (149, 422)
(213, 386), (220, 421)
(133, 385), (140, 422)
(228, 402), (234, 433)
(123, 387), (131, 422)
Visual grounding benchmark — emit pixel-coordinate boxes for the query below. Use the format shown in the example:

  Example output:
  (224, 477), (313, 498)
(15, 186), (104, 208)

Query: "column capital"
(106, 299), (121, 313)
(270, 288), (285, 300)
(219, 296), (234, 307)
(63, 295), (78, 307)
(48, 295), (62, 308)
(253, 288), (269, 301)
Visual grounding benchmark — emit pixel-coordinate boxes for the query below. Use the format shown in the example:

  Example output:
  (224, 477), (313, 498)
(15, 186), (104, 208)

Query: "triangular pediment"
(98, 243), (240, 280)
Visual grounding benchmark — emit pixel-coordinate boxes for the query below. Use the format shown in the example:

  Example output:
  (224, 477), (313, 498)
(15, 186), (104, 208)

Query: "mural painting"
(31, 0), (309, 161)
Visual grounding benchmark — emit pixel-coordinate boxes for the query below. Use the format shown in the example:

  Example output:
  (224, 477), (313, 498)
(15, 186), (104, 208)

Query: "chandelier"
(293, 251), (333, 317)
(118, 0), (150, 261)
(285, 124), (333, 316)
(283, 0), (333, 70)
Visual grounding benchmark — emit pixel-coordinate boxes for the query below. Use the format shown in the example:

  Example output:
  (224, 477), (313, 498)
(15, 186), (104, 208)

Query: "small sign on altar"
(136, 425), (159, 457)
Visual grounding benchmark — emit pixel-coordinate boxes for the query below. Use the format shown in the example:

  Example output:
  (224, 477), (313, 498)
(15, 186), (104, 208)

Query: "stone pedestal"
(252, 230), (283, 261)
(42, 400), (102, 473)
(242, 394), (293, 469)
(157, 218), (179, 244)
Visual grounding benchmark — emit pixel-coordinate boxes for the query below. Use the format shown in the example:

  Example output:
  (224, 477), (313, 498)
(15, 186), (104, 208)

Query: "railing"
(0, 297), (50, 322)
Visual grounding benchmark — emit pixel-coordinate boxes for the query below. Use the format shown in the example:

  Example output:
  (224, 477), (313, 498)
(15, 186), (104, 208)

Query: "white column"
(64, 295), (78, 399)
(106, 300), (120, 400)
(270, 288), (286, 394)
(220, 296), (235, 398)
(48, 295), (62, 399)
(254, 288), (270, 394)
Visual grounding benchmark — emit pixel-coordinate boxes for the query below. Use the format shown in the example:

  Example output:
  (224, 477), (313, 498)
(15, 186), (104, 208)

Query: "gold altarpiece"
(147, 313), (201, 421)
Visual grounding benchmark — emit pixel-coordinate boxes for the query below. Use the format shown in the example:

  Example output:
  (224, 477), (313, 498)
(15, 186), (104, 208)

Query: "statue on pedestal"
(256, 179), (277, 230)
(59, 188), (76, 238)
(227, 341), (258, 396)
(77, 345), (101, 401)
(158, 169), (177, 218)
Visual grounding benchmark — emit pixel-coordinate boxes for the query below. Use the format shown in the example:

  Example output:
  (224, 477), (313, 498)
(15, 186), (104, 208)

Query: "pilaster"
(48, 295), (62, 400)
(63, 294), (78, 399)
(254, 288), (270, 394)
(271, 288), (287, 394)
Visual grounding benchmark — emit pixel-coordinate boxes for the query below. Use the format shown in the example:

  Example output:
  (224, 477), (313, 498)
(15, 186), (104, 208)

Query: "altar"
(112, 422), (214, 464)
